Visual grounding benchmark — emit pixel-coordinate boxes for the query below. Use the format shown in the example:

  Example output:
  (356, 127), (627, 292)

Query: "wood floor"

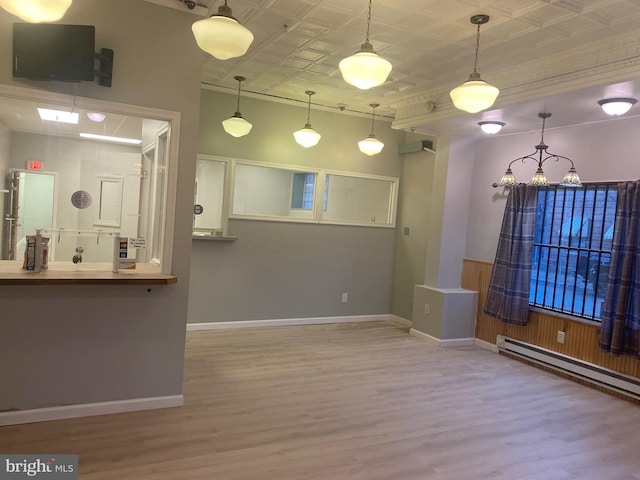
(2, 321), (640, 479)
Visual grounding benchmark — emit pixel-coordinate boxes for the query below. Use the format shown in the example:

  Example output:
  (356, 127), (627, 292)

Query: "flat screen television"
(13, 23), (96, 82)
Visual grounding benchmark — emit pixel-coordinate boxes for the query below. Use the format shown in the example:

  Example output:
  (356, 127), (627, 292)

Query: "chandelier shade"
(294, 91), (321, 148)
(222, 76), (252, 137)
(339, 0), (392, 90)
(450, 15), (499, 113)
(0, 0), (72, 22)
(192, 2), (254, 60)
(598, 97), (637, 116)
(359, 103), (384, 155)
(497, 113), (581, 188)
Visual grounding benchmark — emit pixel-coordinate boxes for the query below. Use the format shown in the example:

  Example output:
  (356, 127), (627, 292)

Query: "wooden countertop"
(0, 262), (177, 285)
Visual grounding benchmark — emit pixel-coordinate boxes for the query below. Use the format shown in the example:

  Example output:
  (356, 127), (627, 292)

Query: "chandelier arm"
(507, 153), (540, 169)
(541, 153), (576, 168)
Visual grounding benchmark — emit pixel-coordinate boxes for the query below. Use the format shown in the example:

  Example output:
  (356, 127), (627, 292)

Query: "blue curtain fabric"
(599, 181), (640, 356)
(484, 184), (538, 326)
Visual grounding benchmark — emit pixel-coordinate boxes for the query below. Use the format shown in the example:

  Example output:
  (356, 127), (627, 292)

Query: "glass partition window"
(224, 161), (397, 227)
(0, 86), (178, 273)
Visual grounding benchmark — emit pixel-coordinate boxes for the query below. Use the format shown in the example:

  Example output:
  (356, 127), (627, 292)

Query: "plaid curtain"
(599, 181), (640, 356)
(484, 184), (538, 326)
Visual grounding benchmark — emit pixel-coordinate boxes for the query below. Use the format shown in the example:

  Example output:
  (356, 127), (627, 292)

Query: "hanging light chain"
(473, 22), (481, 74)
(306, 92), (312, 124)
(233, 76), (246, 114)
(365, 0), (373, 44)
(369, 103), (378, 135)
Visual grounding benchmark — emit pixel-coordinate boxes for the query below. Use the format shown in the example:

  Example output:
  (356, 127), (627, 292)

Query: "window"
(0, 85), (178, 274)
(230, 161), (398, 227)
(529, 184), (617, 320)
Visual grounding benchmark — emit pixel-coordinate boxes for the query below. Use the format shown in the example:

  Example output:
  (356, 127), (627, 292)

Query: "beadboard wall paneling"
(462, 259), (640, 379)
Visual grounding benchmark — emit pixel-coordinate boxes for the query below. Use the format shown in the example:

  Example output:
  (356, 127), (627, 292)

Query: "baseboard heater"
(497, 335), (640, 401)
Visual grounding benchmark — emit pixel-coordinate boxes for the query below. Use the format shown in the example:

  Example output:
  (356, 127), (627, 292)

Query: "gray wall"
(0, 0), (202, 410)
(188, 89), (406, 323)
(465, 116), (640, 263)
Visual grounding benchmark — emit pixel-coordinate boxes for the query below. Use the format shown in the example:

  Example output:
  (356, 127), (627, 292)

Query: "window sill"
(192, 233), (238, 242)
(0, 262), (177, 285)
(529, 306), (601, 327)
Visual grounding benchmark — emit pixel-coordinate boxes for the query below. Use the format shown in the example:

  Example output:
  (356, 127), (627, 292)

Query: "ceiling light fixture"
(37, 108), (78, 124)
(339, 0), (392, 90)
(87, 112), (106, 123)
(294, 91), (321, 148)
(450, 14), (499, 113)
(0, 0), (72, 23)
(191, 0), (254, 60)
(598, 97), (637, 116)
(358, 103), (384, 156)
(479, 121), (505, 134)
(222, 76), (252, 138)
(498, 113), (580, 188)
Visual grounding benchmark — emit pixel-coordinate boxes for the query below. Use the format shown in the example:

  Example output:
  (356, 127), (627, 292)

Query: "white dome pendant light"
(450, 14), (499, 113)
(192, 0), (254, 60)
(0, 0), (72, 22)
(294, 91), (322, 148)
(222, 76), (252, 137)
(358, 103), (384, 156)
(339, 0), (392, 90)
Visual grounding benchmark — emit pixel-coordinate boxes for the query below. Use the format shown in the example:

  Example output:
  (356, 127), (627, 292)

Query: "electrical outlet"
(341, 293), (348, 303)
(424, 304), (430, 315)
(557, 330), (566, 344)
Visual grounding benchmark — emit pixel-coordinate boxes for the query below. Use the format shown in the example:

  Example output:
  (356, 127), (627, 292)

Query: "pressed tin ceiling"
(147, 0), (640, 136)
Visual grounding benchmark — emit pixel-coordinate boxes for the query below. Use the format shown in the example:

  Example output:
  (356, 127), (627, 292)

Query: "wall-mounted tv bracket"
(94, 48), (114, 87)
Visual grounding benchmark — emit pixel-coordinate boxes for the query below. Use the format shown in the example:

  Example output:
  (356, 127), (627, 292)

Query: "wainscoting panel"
(462, 259), (640, 379)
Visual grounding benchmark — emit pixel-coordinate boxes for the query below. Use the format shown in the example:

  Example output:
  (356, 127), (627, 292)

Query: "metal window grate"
(529, 184), (617, 321)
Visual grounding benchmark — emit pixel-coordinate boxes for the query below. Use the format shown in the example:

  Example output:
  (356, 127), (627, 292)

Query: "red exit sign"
(27, 160), (43, 170)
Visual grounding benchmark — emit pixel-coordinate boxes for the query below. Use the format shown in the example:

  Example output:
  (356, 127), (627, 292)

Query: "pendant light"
(339, 0), (392, 90)
(478, 121), (505, 134)
(450, 14), (499, 113)
(191, 0), (254, 60)
(294, 91), (322, 148)
(0, 0), (71, 22)
(222, 76), (252, 138)
(497, 113), (581, 188)
(358, 104), (384, 156)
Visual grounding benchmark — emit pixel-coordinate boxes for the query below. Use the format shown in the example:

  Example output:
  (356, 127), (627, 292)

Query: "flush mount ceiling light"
(450, 14), (499, 113)
(294, 91), (322, 148)
(598, 97), (637, 116)
(478, 121), (505, 134)
(191, 0), (254, 60)
(358, 103), (384, 156)
(0, 0), (71, 22)
(37, 108), (78, 124)
(222, 76), (252, 138)
(498, 113), (581, 188)
(87, 112), (106, 123)
(339, 0), (392, 90)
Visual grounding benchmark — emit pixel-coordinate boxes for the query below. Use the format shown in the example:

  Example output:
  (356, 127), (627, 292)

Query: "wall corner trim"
(409, 328), (475, 347)
(390, 315), (412, 328)
(475, 338), (500, 353)
(0, 395), (184, 427)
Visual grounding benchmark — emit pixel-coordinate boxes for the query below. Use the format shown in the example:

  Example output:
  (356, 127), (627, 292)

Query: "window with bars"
(529, 184), (617, 321)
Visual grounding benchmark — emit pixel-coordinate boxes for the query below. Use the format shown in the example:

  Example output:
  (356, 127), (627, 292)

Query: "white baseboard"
(187, 314), (392, 331)
(409, 329), (475, 348)
(389, 315), (412, 328)
(0, 395), (183, 427)
(475, 338), (499, 353)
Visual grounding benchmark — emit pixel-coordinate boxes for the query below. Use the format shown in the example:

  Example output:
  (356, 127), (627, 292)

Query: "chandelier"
(498, 113), (581, 187)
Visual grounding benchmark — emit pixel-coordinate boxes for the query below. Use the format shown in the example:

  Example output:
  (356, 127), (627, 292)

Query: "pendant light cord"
(235, 79), (242, 113)
(370, 105), (377, 136)
(365, 0), (372, 43)
(306, 94), (312, 124)
(473, 23), (481, 74)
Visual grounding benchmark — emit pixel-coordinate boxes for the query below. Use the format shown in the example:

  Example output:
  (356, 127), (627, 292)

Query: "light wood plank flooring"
(2, 321), (640, 479)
